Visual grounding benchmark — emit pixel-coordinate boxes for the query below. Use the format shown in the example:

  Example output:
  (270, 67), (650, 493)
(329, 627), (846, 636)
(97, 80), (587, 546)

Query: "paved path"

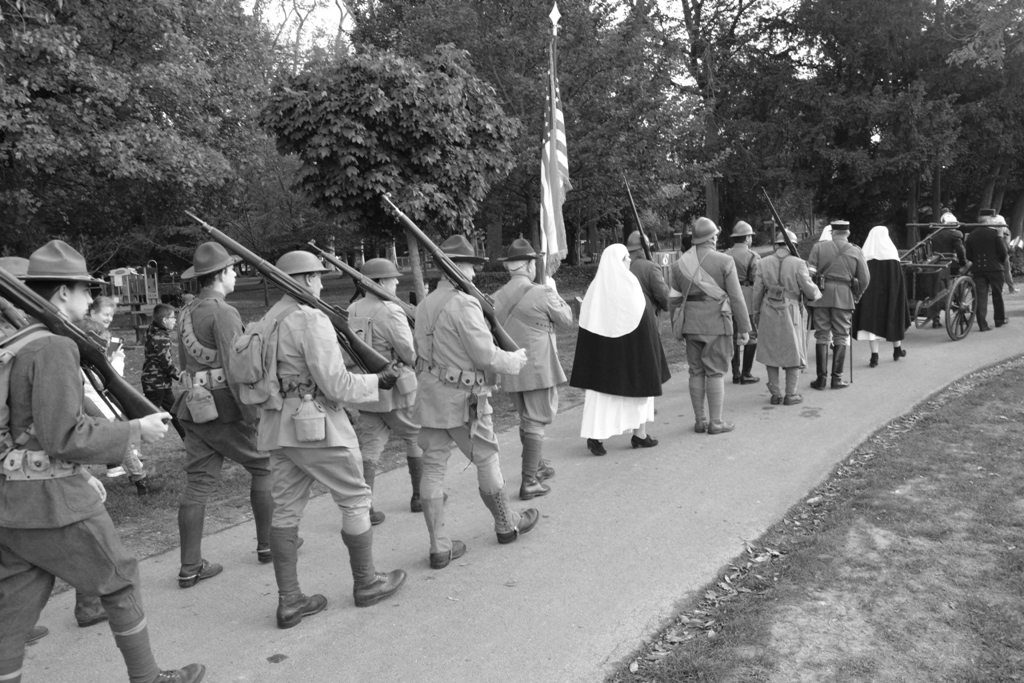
(25, 296), (1023, 683)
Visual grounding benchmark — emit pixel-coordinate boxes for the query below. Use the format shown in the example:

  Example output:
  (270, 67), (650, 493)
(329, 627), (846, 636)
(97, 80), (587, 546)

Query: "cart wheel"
(912, 300), (932, 329)
(945, 276), (976, 341)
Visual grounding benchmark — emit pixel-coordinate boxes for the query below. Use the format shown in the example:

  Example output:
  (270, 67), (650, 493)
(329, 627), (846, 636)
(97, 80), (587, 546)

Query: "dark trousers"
(144, 387), (185, 439)
(973, 272), (1005, 327)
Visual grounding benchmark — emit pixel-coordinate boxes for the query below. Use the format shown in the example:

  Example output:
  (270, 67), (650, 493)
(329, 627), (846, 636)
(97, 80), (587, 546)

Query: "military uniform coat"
(257, 296), (378, 452)
(726, 243), (761, 313)
(413, 280), (524, 430)
(348, 294), (417, 413)
(669, 246), (751, 336)
(492, 274), (574, 393)
(753, 249), (821, 368)
(806, 237), (871, 310)
(629, 257), (670, 318)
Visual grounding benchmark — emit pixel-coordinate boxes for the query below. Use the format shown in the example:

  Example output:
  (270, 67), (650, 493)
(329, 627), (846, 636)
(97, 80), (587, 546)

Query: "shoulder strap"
(419, 289), (460, 363)
(0, 324), (52, 455)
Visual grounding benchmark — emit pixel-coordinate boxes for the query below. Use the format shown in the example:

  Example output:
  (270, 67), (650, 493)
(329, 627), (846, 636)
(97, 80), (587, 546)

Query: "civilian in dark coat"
(852, 226), (911, 366)
(965, 217), (1009, 331)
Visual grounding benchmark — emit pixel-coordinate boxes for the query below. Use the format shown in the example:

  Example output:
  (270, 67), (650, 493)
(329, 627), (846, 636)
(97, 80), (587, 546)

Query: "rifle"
(307, 240), (416, 326)
(381, 195), (520, 352)
(624, 176), (654, 261)
(184, 212), (391, 373)
(0, 265), (161, 420)
(761, 188), (799, 258)
(0, 295), (28, 330)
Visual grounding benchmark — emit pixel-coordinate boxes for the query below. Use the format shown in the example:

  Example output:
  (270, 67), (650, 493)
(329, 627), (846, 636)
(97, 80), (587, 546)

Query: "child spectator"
(142, 303), (186, 440)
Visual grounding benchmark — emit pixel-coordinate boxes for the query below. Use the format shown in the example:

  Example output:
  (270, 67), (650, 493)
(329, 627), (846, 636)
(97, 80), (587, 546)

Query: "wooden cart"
(902, 223), (981, 341)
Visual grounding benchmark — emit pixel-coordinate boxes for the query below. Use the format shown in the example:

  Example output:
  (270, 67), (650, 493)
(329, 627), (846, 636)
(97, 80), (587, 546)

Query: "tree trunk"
(587, 217), (598, 262)
(405, 231), (426, 302)
(931, 165), (942, 222)
(486, 210), (503, 264)
(906, 176), (919, 247)
(1009, 192), (1024, 241)
(992, 160), (1011, 214)
(979, 161), (1002, 210)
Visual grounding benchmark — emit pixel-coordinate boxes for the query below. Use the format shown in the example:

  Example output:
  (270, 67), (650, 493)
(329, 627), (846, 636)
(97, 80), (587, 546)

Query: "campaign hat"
(440, 234), (486, 264)
(276, 251), (329, 276)
(0, 256), (30, 278)
(181, 242), (242, 280)
(691, 217), (720, 245)
(361, 258), (402, 279)
(22, 240), (105, 284)
(499, 238), (542, 262)
(731, 221), (754, 238)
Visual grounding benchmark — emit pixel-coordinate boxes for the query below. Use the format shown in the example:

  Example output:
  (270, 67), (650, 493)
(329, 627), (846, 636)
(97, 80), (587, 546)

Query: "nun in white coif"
(851, 225), (911, 366)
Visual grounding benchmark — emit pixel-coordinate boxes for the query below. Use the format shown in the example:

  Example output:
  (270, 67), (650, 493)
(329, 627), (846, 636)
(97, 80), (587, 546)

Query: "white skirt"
(579, 391), (655, 440)
(855, 331), (880, 341)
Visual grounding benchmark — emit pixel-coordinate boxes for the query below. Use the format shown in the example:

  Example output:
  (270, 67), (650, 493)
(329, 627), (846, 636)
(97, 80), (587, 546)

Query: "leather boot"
(689, 375), (708, 432)
(407, 456), (424, 513)
(271, 526), (326, 629)
(731, 346), (742, 383)
(519, 433), (550, 500)
(251, 488), (274, 564)
(831, 345), (849, 389)
(178, 504), (222, 587)
(522, 430), (555, 480)
(341, 528), (407, 607)
(810, 345), (829, 390)
(134, 476), (165, 496)
(479, 488), (539, 544)
(740, 345), (760, 384)
(362, 462), (385, 526)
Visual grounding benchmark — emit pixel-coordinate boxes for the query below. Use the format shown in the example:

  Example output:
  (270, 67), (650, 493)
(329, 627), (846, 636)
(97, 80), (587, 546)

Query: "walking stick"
(848, 335), (853, 384)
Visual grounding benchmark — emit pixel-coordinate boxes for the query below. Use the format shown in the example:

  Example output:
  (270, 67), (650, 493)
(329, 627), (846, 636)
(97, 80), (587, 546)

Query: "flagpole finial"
(549, 3), (561, 33)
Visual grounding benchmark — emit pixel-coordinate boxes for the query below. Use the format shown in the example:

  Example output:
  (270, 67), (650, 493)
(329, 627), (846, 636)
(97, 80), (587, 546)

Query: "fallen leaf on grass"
(629, 660), (639, 673)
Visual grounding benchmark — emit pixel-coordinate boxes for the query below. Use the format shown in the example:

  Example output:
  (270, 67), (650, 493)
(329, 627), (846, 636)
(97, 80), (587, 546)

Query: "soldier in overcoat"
(349, 258), (421, 522)
(174, 242), (273, 586)
(726, 221), (761, 385)
(255, 251), (406, 628)
(413, 235), (536, 570)
(626, 231), (670, 318)
(806, 221), (870, 389)
(668, 218), (750, 434)
(493, 239), (574, 500)
(752, 230), (821, 405)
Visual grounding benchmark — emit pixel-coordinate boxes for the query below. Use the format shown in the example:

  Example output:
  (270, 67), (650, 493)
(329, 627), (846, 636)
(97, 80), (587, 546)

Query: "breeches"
(355, 408), (421, 464)
(418, 418), (504, 500)
(269, 446), (370, 530)
(812, 307), (853, 345)
(181, 418), (271, 504)
(685, 334), (733, 378)
(0, 514), (145, 662)
(509, 387), (559, 436)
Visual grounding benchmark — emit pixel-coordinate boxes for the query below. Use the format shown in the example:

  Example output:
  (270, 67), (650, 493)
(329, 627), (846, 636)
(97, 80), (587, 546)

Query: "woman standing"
(569, 244), (670, 455)
(852, 226), (911, 366)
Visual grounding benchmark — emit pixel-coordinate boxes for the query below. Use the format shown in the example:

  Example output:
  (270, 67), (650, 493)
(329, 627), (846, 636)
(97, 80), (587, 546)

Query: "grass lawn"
(610, 356), (1024, 682)
(100, 271), (688, 563)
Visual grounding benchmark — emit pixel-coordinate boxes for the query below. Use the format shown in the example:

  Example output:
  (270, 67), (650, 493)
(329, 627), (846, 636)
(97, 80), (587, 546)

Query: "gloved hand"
(377, 361), (402, 390)
(509, 348), (528, 373)
(86, 474), (107, 504)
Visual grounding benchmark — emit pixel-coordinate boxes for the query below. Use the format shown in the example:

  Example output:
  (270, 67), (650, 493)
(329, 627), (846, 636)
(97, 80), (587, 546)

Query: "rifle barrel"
(308, 241), (416, 325)
(624, 177), (654, 261)
(761, 188), (799, 258)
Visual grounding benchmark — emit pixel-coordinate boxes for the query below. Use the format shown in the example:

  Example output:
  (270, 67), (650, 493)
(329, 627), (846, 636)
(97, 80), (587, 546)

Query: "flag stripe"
(540, 28), (571, 270)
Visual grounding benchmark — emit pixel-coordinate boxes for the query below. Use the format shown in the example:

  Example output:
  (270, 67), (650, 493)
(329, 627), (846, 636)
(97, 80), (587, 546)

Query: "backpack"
(0, 324), (51, 459)
(227, 305), (298, 411)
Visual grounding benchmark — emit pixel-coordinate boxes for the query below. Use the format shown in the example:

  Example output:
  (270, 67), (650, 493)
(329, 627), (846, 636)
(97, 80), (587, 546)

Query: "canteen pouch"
(669, 298), (686, 341)
(185, 385), (219, 424)
(394, 366), (418, 396)
(850, 277), (861, 298)
(292, 394), (326, 443)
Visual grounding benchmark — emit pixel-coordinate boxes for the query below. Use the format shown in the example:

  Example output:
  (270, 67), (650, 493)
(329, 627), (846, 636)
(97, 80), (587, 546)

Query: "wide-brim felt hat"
(361, 258), (402, 279)
(21, 240), (105, 284)
(499, 238), (543, 262)
(181, 242), (242, 280)
(440, 234), (486, 264)
(0, 256), (30, 278)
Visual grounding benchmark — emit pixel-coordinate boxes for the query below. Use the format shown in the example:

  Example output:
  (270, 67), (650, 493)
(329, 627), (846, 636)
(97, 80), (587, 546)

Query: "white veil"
(579, 244), (644, 338)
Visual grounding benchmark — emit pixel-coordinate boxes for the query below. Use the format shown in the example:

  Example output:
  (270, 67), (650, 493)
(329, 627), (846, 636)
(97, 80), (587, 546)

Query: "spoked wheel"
(945, 276), (976, 340)
(913, 300), (932, 329)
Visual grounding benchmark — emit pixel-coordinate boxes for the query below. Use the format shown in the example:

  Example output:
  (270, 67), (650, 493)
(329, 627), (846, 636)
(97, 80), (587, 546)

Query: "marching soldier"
(174, 242), (274, 586)
(752, 229), (822, 405)
(493, 239), (574, 500)
(806, 220), (870, 389)
(256, 251), (406, 628)
(1, 240), (204, 683)
(413, 235), (535, 570)
(626, 230), (670, 318)
(669, 218), (750, 434)
(349, 258), (422, 521)
(726, 221), (761, 385)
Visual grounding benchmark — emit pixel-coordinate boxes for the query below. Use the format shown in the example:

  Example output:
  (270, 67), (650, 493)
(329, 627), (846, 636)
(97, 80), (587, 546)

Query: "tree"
(261, 43), (520, 297)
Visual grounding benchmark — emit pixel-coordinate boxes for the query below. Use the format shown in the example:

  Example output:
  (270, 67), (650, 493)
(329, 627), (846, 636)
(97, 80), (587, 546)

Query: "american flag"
(540, 3), (571, 274)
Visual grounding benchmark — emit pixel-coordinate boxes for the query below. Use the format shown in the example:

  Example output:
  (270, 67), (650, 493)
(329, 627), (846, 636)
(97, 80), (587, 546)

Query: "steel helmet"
(691, 217), (719, 245)
(730, 221), (754, 238)
(361, 258), (401, 280)
(276, 251), (329, 276)
(774, 229), (797, 245)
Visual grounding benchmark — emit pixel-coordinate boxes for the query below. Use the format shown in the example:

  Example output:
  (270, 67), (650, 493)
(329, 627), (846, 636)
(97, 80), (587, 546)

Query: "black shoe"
(931, 318), (942, 329)
(134, 476), (166, 496)
(783, 394), (803, 405)
(276, 593), (328, 629)
(154, 663), (206, 683)
(497, 508), (539, 544)
(77, 614), (109, 628)
(586, 439), (606, 456)
(996, 319), (1008, 328)
(410, 493), (422, 513)
(630, 434), (658, 448)
(893, 347), (906, 361)
(536, 460), (555, 480)
(369, 508), (385, 526)
(26, 625), (48, 645)
(178, 560), (223, 588)
(739, 374), (760, 385)
(429, 540), (467, 569)
(869, 352), (878, 368)
(353, 570), (407, 607)
(707, 420), (735, 435)
(732, 375), (741, 384)
(770, 395), (783, 405)
(519, 477), (551, 500)
(979, 322), (991, 331)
